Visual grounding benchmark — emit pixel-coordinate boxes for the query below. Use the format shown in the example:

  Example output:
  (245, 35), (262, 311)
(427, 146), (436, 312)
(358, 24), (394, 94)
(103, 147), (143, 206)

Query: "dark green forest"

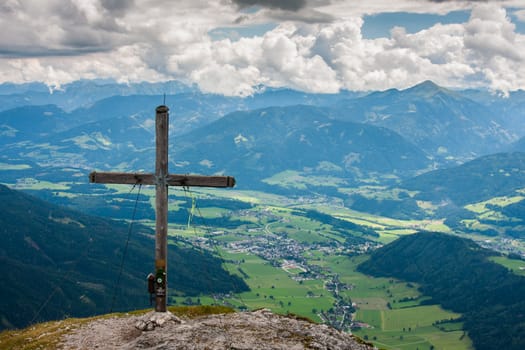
(0, 184), (248, 330)
(358, 232), (525, 350)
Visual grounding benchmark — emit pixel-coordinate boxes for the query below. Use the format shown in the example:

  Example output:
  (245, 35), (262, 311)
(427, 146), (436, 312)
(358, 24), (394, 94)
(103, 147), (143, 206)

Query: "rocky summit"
(60, 309), (375, 350)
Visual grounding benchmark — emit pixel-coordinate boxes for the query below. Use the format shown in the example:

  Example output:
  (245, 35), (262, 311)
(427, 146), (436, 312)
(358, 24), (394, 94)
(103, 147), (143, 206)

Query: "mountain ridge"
(169, 105), (431, 186)
(332, 80), (517, 159)
(400, 151), (525, 206)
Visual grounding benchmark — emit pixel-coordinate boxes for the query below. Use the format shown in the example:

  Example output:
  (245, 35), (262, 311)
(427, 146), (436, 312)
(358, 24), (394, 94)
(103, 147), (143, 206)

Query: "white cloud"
(463, 5), (525, 95)
(0, 1), (525, 95)
(190, 63), (261, 96)
(516, 9), (525, 22)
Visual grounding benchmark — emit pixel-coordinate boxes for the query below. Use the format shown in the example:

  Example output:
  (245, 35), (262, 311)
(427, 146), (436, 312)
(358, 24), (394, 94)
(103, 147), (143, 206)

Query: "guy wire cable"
(30, 183), (140, 324)
(109, 183), (143, 313)
(182, 186), (249, 310)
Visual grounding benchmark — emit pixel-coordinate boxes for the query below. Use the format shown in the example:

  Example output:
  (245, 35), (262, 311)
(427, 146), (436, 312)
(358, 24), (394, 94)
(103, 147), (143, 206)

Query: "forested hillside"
(358, 232), (525, 350)
(0, 184), (248, 330)
(400, 152), (525, 206)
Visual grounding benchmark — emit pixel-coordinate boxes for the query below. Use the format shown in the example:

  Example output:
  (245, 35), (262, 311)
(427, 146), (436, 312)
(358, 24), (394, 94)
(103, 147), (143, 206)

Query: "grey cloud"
(60, 27), (119, 50)
(2, 0), (524, 95)
(232, 0), (334, 23)
(51, 2), (89, 25)
(266, 8), (334, 23)
(234, 15), (250, 24)
(428, 0), (501, 2)
(0, 0), (130, 58)
(0, 2), (17, 14)
(100, 0), (135, 17)
(232, 0), (307, 11)
(0, 45), (110, 58)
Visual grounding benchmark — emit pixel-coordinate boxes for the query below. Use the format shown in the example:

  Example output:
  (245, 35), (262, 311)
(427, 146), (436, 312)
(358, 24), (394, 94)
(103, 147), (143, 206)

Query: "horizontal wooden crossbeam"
(89, 171), (235, 188)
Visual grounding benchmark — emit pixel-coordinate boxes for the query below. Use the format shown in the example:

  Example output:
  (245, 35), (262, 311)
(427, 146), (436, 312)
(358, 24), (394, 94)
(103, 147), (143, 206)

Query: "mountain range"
(2, 101), (433, 185)
(331, 81), (516, 159)
(1, 79), (524, 234)
(2, 80), (523, 184)
(169, 105), (431, 185)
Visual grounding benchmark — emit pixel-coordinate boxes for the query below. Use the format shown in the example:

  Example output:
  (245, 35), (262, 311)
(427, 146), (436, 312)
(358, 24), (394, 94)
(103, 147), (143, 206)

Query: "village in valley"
(173, 203), (382, 332)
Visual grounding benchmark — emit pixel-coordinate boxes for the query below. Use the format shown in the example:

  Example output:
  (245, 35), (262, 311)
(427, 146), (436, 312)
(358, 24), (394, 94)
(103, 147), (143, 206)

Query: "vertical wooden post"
(155, 105), (169, 312)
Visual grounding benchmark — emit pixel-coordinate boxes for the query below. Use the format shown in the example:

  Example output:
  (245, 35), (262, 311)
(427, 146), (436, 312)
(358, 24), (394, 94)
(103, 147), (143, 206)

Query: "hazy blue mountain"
(0, 105), (70, 146)
(239, 87), (362, 110)
(168, 105), (431, 186)
(0, 184), (248, 330)
(1, 104), (165, 170)
(71, 93), (243, 136)
(513, 136), (525, 152)
(3, 79), (522, 164)
(1, 114), (156, 170)
(462, 89), (525, 137)
(2, 104), (432, 186)
(491, 90), (525, 136)
(332, 80), (515, 160)
(459, 88), (501, 105)
(70, 88), (362, 134)
(0, 82), (50, 112)
(3, 79), (524, 193)
(0, 80), (359, 116)
(0, 80), (194, 112)
(0, 82), (50, 94)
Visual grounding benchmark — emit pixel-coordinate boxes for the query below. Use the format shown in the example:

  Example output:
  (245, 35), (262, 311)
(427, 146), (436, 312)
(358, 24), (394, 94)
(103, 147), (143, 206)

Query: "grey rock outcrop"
(61, 309), (375, 350)
(134, 311), (182, 331)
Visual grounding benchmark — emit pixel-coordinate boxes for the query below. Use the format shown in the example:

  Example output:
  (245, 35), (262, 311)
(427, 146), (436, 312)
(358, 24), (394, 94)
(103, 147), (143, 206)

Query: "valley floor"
(165, 190), (482, 350)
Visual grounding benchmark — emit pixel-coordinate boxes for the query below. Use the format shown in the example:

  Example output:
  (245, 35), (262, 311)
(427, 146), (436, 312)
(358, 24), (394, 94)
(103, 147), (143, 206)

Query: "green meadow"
(220, 252), (335, 322)
(171, 242), (474, 350)
(335, 256), (471, 349)
(0, 162), (31, 170)
(11, 178), (71, 190)
(490, 256), (525, 277)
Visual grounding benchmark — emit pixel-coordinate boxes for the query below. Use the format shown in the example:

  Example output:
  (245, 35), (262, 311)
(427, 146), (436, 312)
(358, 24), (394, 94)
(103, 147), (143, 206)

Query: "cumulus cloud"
(0, 1), (525, 96)
(231, 0), (334, 23)
(159, 4), (524, 95)
(516, 9), (525, 22)
(463, 5), (525, 94)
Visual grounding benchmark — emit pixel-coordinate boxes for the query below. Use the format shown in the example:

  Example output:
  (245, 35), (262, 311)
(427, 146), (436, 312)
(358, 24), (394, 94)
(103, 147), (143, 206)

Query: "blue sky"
(364, 9), (525, 38)
(0, 1), (524, 96)
(211, 9), (525, 41)
(210, 11), (476, 41)
(362, 11), (472, 38)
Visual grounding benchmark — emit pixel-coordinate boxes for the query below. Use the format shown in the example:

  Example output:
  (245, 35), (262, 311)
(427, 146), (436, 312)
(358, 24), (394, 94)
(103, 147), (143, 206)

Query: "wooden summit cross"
(89, 105), (235, 312)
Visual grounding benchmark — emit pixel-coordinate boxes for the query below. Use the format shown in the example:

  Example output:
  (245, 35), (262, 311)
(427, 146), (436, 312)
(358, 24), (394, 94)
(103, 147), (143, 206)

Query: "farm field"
(170, 226), (474, 350)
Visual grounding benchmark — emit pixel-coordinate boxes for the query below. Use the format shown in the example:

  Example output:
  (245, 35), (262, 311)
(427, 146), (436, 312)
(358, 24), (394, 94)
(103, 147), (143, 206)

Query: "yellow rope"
(185, 187), (196, 230)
